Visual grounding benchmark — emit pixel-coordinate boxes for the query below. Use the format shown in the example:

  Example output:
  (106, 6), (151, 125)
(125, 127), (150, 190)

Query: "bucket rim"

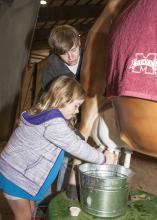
(78, 163), (134, 179)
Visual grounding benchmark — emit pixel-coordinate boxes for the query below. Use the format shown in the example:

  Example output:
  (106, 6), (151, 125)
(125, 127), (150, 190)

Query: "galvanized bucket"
(78, 163), (134, 218)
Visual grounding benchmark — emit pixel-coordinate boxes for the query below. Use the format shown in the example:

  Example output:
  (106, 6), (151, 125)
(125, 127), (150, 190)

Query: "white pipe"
(124, 150), (132, 168)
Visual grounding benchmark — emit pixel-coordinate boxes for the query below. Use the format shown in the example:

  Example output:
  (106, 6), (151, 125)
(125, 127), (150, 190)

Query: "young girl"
(0, 75), (117, 220)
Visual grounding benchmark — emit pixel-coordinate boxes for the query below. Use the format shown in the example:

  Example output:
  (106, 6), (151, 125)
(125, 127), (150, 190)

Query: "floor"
(130, 152), (157, 196)
(1, 144), (157, 220)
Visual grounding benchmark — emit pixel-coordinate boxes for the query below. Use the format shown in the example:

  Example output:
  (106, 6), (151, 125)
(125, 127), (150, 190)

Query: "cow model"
(67, 0), (129, 198)
(67, 0), (157, 199)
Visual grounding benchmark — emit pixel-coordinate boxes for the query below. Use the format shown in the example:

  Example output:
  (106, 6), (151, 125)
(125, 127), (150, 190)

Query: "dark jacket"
(41, 49), (83, 93)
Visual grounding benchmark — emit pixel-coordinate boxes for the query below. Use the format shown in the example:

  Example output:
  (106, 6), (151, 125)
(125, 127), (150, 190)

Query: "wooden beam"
(33, 23), (93, 42)
(38, 5), (104, 22)
(0, 0), (14, 4)
(32, 41), (49, 50)
(32, 27), (89, 50)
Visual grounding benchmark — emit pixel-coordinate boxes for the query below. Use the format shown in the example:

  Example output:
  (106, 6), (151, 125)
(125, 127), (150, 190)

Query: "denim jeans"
(56, 155), (69, 191)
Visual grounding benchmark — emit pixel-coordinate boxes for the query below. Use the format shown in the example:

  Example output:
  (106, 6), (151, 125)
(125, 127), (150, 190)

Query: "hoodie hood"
(21, 109), (64, 125)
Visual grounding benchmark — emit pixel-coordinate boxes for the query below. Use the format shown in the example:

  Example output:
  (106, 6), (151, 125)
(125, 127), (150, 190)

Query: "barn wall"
(15, 58), (48, 121)
(0, 0), (40, 141)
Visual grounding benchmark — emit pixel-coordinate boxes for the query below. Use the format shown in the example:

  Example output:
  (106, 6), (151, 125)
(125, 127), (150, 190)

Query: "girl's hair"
(48, 25), (80, 55)
(29, 75), (86, 115)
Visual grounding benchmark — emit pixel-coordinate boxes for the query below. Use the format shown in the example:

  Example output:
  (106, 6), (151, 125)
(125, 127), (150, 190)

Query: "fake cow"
(67, 0), (129, 198)
(67, 0), (157, 199)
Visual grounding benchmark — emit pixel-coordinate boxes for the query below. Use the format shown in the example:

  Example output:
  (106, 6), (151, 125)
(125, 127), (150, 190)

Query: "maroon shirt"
(105, 0), (157, 101)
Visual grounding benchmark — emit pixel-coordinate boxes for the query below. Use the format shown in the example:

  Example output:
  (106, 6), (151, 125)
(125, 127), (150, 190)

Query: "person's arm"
(44, 118), (105, 165)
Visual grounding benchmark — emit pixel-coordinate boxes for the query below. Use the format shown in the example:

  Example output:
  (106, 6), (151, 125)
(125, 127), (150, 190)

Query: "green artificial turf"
(48, 189), (157, 220)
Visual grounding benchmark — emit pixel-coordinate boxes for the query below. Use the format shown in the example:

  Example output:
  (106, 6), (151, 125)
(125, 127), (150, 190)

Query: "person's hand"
(104, 150), (119, 165)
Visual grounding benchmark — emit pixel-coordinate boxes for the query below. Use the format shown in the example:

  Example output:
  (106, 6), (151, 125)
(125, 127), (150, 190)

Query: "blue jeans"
(56, 156), (69, 191)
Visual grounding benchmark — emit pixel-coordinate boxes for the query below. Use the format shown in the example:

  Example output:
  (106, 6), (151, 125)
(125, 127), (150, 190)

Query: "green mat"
(48, 190), (157, 220)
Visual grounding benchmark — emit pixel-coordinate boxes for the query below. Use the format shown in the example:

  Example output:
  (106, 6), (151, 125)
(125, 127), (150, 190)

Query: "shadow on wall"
(0, 93), (19, 142)
(0, 0), (40, 141)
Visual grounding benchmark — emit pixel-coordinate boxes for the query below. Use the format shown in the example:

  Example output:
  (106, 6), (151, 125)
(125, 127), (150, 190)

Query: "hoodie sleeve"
(43, 118), (105, 165)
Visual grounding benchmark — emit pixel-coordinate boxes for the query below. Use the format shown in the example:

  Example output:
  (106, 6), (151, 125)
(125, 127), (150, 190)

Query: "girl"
(0, 75), (117, 220)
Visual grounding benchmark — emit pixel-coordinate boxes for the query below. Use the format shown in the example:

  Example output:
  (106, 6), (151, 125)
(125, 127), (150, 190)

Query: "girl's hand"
(104, 150), (119, 165)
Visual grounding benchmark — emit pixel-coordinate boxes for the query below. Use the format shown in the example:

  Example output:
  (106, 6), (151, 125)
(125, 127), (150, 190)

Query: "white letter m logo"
(129, 53), (157, 75)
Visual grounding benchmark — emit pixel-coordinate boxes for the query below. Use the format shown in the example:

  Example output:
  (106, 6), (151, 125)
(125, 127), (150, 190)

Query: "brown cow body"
(80, 0), (157, 158)
(79, 0), (128, 141)
(67, 0), (129, 196)
(67, 0), (157, 198)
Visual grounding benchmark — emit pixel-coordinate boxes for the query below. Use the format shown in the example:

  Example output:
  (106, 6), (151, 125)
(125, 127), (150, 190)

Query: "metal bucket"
(78, 163), (134, 218)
